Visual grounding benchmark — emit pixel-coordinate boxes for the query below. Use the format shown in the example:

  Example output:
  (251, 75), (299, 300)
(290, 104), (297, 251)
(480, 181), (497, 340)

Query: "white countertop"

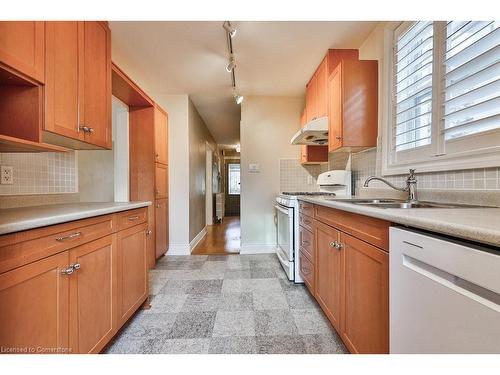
(0, 202), (151, 235)
(298, 196), (500, 247)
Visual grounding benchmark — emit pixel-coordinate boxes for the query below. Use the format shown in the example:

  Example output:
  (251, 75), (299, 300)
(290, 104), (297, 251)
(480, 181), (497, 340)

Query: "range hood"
(290, 116), (328, 145)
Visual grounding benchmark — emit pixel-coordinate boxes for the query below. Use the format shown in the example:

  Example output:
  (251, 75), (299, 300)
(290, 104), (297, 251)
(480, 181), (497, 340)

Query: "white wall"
(240, 96), (303, 253)
(112, 98), (130, 202)
(154, 94), (190, 254)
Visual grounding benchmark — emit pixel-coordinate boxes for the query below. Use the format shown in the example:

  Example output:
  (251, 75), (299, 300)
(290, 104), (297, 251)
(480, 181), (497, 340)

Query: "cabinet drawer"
(299, 214), (314, 232)
(299, 225), (314, 262)
(0, 215), (113, 274)
(299, 201), (314, 218)
(314, 205), (390, 251)
(115, 208), (147, 232)
(299, 250), (315, 293)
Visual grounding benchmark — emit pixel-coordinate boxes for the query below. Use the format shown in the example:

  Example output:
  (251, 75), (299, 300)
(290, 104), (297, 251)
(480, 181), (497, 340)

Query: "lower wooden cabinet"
(155, 198), (168, 259)
(69, 235), (115, 354)
(0, 251), (69, 353)
(341, 232), (389, 354)
(0, 208), (148, 354)
(298, 202), (390, 354)
(117, 223), (148, 326)
(315, 220), (342, 332)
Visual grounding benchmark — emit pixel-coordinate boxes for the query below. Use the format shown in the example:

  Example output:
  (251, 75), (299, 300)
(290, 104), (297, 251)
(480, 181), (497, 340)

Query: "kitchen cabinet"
(341, 232), (389, 354)
(0, 251), (69, 353)
(117, 223), (148, 326)
(315, 220), (342, 332)
(155, 164), (168, 199)
(305, 75), (317, 123)
(0, 208), (148, 354)
(298, 201), (390, 354)
(155, 198), (168, 259)
(155, 105), (168, 165)
(68, 235), (116, 354)
(328, 60), (378, 153)
(0, 21), (45, 82)
(43, 21), (112, 149)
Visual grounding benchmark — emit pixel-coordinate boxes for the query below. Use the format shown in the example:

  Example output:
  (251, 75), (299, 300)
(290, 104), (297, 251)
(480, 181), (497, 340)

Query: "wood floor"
(192, 216), (240, 255)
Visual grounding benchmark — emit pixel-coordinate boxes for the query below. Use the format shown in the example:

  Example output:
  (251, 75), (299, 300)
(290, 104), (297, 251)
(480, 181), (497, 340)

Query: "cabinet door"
(341, 233), (389, 354)
(155, 163), (168, 199)
(117, 223), (148, 326)
(328, 65), (343, 152)
(315, 221), (342, 332)
(68, 235), (116, 354)
(154, 106), (168, 165)
(0, 21), (44, 82)
(45, 21), (83, 141)
(300, 109), (307, 128)
(155, 198), (168, 259)
(316, 58), (328, 118)
(305, 75), (317, 123)
(0, 251), (69, 353)
(81, 21), (111, 149)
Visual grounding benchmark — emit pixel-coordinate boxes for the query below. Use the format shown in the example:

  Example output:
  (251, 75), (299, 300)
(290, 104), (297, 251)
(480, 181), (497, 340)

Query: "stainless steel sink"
(324, 198), (494, 209)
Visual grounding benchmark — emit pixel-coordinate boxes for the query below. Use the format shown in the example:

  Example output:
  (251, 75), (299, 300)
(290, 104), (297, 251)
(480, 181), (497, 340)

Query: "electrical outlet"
(1, 166), (14, 185)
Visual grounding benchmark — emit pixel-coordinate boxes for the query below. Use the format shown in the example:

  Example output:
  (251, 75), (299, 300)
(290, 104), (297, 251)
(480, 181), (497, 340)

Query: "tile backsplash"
(279, 159), (329, 192)
(0, 152), (77, 195)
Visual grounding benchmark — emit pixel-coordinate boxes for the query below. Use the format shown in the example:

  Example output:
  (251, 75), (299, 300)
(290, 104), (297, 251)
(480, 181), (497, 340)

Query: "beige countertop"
(0, 202), (151, 236)
(298, 196), (500, 247)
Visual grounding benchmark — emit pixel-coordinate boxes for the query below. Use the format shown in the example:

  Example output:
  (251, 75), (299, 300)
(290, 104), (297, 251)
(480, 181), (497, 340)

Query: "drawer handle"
(128, 215), (140, 221)
(403, 240), (423, 249)
(56, 232), (81, 242)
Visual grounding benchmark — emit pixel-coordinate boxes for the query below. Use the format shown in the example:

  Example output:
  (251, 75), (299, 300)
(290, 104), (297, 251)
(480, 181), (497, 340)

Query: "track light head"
(226, 57), (236, 73)
(223, 21), (237, 38)
(234, 94), (244, 105)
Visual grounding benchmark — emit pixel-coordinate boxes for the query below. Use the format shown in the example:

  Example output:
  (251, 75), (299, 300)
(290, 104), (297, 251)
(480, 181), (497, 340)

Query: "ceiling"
(110, 21), (379, 146)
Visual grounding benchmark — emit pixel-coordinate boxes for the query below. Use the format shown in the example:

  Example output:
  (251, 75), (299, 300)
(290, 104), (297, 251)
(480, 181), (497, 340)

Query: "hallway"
(192, 216), (241, 255)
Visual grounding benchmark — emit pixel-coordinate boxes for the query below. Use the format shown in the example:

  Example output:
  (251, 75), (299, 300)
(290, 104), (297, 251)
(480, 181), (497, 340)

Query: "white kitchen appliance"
(290, 117), (328, 145)
(274, 170), (352, 282)
(390, 227), (500, 353)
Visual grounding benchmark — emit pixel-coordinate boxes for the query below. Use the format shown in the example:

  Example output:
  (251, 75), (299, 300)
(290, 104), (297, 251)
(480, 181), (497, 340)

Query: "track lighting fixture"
(226, 56), (236, 72)
(223, 21), (237, 38)
(233, 90), (244, 105)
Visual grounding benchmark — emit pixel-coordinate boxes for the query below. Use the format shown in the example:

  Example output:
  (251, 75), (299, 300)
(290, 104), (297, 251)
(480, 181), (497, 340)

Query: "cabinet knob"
(146, 230), (152, 236)
(60, 263), (81, 275)
(335, 136), (342, 140)
(88, 127), (94, 134)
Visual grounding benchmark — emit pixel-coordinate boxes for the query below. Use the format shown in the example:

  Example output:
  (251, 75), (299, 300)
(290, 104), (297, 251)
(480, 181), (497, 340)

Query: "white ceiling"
(109, 21), (379, 145)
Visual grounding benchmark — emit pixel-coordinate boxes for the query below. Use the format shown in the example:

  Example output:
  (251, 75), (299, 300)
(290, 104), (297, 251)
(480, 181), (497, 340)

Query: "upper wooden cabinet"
(328, 60), (378, 153)
(0, 21), (45, 82)
(300, 108), (328, 165)
(43, 21), (112, 149)
(154, 105), (168, 165)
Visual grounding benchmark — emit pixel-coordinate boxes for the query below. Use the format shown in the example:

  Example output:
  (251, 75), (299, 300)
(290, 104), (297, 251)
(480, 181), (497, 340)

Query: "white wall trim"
(189, 226), (207, 252)
(240, 243), (277, 255)
(167, 244), (191, 255)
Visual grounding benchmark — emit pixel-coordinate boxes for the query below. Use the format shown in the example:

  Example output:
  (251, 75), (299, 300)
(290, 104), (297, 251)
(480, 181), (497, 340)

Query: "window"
(385, 21), (500, 174)
(228, 163), (240, 195)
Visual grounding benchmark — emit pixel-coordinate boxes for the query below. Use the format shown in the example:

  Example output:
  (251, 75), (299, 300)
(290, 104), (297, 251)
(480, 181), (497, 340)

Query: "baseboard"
(189, 227), (207, 252)
(240, 243), (277, 254)
(167, 244), (191, 255)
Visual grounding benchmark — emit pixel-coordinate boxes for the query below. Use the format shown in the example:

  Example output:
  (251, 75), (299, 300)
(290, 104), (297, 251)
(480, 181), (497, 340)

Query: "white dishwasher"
(390, 227), (500, 353)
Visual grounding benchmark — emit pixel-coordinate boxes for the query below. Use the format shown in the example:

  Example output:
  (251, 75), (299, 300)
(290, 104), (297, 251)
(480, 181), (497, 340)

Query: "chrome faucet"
(363, 169), (418, 203)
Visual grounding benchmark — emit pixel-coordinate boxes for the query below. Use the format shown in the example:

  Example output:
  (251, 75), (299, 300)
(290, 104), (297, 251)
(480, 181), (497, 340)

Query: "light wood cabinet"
(341, 232), (389, 354)
(155, 198), (168, 259)
(315, 220), (342, 332)
(0, 208), (148, 354)
(155, 163), (168, 199)
(299, 202), (390, 354)
(43, 21), (111, 149)
(68, 235), (116, 354)
(328, 60), (378, 153)
(0, 251), (69, 353)
(117, 223), (148, 326)
(154, 105), (168, 165)
(0, 21), (45, 82)
(305, 76), (317, 123)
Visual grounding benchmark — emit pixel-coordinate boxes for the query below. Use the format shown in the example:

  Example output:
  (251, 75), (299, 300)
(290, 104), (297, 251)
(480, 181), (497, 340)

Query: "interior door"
(44, 21), (82, 141)
(0, 251), (69, 353)
(82, 21), (111, 148)
(68, 235), (115, 354)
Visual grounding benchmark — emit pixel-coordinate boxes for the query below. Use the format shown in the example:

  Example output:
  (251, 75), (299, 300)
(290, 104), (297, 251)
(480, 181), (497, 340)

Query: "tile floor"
(105, 253), (347, 354)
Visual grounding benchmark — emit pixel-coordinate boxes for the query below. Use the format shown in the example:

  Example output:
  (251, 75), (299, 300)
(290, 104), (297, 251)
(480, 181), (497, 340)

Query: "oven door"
(274, 203), (294, 280)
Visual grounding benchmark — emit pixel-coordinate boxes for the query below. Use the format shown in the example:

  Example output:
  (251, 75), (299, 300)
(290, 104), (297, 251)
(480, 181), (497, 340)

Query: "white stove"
(274, 170), (352, 282)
